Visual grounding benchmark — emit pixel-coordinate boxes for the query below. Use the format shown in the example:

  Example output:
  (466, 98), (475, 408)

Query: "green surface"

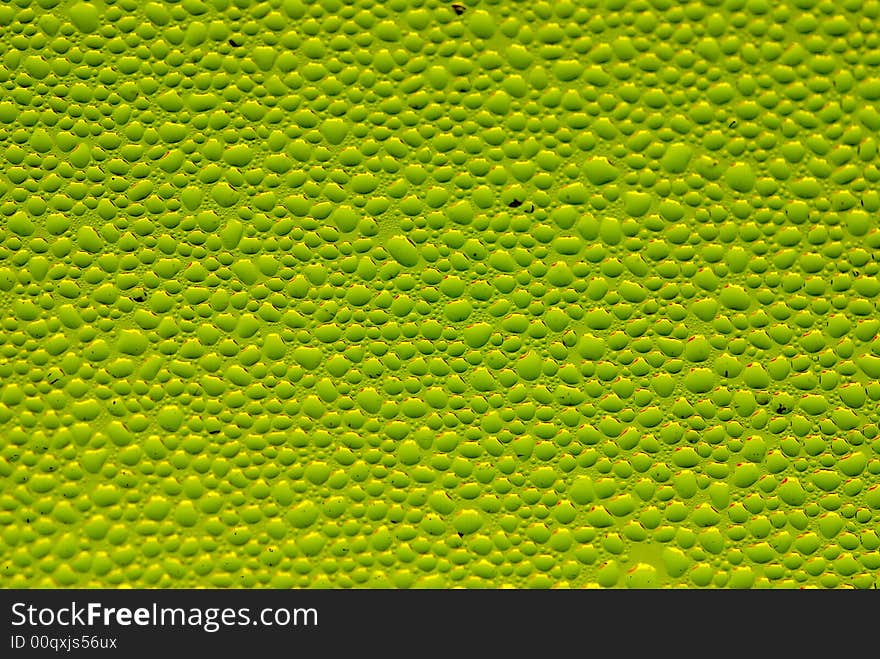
(1, 0), (880, 588)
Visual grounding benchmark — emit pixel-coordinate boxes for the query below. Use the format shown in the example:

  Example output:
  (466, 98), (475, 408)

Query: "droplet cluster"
(1, 0), (879, 588)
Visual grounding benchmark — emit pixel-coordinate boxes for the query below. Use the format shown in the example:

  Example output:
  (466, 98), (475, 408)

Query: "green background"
(1, 0), (880, 588)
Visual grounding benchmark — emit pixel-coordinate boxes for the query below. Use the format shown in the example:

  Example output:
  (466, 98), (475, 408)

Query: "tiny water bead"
(1, 0), (879, 589)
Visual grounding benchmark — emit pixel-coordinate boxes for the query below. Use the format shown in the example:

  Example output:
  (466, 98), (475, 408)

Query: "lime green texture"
(1, 0), (880, 590)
